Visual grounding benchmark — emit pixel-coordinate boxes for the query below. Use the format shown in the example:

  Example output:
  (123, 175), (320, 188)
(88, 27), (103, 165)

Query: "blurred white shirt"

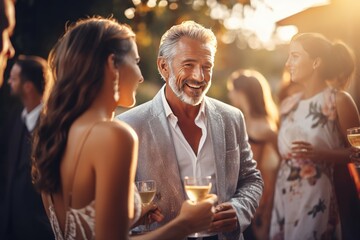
(21, 103), (42, 132)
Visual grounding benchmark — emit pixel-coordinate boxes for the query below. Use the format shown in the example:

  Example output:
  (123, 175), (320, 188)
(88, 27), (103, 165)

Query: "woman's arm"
(292, 91), (360, 164)
(92, 121), (139, 240)
(336, 91), (360, 141)
(316, 91), (360, 164)
(131, 195), (217, 240)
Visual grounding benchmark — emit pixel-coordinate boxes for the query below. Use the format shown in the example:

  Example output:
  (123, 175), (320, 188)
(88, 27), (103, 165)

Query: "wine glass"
(347, 127), (360, 167)
(184, 176), (213, 238)
(135, 180), (156, 232)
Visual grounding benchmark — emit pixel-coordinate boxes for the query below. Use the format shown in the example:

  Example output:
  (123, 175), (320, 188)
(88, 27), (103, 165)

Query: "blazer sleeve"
(225, 111), (264, 239)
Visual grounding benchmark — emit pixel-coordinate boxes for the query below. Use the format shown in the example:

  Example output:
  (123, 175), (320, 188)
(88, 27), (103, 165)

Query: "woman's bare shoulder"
(335, 90), (356, 107)
(90, 120), (138, 143)
(83, 120), (138, 166)
(335, 90), (360, 133)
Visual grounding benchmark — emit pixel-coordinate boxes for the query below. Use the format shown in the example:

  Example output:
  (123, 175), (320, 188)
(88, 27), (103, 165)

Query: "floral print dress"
(270, 87), (342, 240)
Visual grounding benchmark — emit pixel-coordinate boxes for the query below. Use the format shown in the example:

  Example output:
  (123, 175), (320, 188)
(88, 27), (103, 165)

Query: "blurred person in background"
(0, 55), (53, 240)
(0, 0), (15, 87)
(227, 69), (280, 240)
(270, 32), (360, 240)
(0, 0), (16, 221)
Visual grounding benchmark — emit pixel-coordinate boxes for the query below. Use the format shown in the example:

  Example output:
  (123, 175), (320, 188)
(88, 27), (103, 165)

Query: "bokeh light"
(124, 0), (329, 49)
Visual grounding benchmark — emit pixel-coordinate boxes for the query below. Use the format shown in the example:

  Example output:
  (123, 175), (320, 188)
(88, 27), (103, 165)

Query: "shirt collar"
(160, 85), (206, 123)
(161, 85), (173, 118)
(21, 103), (42, 132)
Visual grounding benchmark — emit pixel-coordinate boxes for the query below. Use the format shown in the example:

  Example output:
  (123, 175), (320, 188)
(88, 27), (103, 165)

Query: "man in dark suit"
(0, 55), (53, 239)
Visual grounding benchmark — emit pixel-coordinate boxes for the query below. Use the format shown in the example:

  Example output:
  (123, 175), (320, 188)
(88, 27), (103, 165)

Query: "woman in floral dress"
(270, 33), (360, 240)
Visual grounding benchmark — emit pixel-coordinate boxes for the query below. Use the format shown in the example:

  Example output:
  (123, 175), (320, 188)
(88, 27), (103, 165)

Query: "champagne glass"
(347, 127), (360, 167)
(135, 180), (156, 232)
(184, 176), (213, 238)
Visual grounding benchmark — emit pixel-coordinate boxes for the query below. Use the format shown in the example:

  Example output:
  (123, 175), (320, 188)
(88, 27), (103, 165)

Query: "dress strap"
(67, 121), (100, 209)
(47, 194), (54, 206)
(328, 87), (337, 110)
(324, 87), (338, 122)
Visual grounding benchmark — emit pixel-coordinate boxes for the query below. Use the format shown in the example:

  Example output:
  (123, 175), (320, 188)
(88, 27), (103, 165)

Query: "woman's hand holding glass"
(177, 193), (217, 236)
(291, 141), (315, 160)
(286, 126), (316, 161)
(135, 180), (159, 232)
(183, 176), (217, 237)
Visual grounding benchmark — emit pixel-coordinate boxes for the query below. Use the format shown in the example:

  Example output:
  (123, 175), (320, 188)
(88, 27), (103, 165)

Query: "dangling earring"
(113, 71), (120, 102)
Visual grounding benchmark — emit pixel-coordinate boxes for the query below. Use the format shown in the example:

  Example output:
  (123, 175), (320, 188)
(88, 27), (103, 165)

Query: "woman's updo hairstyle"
(292, 32), (355, 89)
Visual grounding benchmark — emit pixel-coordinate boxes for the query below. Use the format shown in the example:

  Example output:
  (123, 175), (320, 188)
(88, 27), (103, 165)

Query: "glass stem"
(145, 212), (150, 231)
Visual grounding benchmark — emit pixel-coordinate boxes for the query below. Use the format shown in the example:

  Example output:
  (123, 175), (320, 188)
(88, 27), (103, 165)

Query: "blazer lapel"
(206, 98), (227, 203)
(147, 91), (185, 200)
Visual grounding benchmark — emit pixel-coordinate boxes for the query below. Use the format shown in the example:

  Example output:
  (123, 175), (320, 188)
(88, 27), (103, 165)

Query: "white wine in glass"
(347, 127), (360, 149)
(347, 127), (360, 167)
(185, 185), (211, 202)
(135, 180), (156, 232)
(184, 176), (213, 238)
(139, 189), (156, 204)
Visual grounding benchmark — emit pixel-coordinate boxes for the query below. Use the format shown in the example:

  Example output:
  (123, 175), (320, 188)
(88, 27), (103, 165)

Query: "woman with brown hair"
(270, 33), (360, 240)
(31, 16), (216, 240)
(227, 69), (280, 240)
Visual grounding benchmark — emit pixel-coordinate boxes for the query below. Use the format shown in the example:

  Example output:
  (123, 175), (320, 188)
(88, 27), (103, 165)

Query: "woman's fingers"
(291, 141), (315, 159)
(203, 193), (218, 205)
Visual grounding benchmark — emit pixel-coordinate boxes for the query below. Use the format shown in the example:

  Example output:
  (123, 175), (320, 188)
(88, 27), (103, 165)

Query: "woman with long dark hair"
(32, 17), (216, 240)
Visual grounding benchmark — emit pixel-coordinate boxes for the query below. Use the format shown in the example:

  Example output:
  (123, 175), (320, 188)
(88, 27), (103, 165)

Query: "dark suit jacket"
(0, 110), (53, 240)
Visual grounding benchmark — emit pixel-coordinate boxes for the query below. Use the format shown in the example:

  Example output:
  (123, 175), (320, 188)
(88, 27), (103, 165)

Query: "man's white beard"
(168, 67), (210, 106)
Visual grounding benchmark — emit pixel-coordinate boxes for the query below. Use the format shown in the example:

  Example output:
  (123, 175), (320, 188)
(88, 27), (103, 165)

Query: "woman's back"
(247, 118), (277, 158)
(245, 117), (279, 240)
(43, 117), (139, 240)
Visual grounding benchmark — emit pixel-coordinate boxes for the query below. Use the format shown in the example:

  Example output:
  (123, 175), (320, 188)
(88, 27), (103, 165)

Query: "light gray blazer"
(117, 87), (263, 240)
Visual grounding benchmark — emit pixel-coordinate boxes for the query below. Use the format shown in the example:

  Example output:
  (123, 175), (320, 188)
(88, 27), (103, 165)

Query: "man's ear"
(157, 57), (169, 80)
(22, 81), (34, 93)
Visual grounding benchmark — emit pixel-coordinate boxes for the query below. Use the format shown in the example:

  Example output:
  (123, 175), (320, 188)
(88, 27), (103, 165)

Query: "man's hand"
(208, 202), (238, 233)
(131, 203), (164, 228)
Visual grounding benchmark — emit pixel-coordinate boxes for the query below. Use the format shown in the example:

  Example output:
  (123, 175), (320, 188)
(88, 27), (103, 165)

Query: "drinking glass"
(347, 127), (360, 167)
(184, 176), (213, 238)
(135, 180), (156, 232)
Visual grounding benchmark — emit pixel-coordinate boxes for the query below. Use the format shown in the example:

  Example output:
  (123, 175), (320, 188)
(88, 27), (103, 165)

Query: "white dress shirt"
(21, 103), (42, 132)
(161, 87), (217, 193)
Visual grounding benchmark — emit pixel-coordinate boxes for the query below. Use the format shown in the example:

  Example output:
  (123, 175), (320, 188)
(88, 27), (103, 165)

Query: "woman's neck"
(302, 77), (328, 99)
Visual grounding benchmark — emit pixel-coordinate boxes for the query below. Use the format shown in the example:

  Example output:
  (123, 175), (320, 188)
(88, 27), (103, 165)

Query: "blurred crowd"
(1, 0), (360, 240)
